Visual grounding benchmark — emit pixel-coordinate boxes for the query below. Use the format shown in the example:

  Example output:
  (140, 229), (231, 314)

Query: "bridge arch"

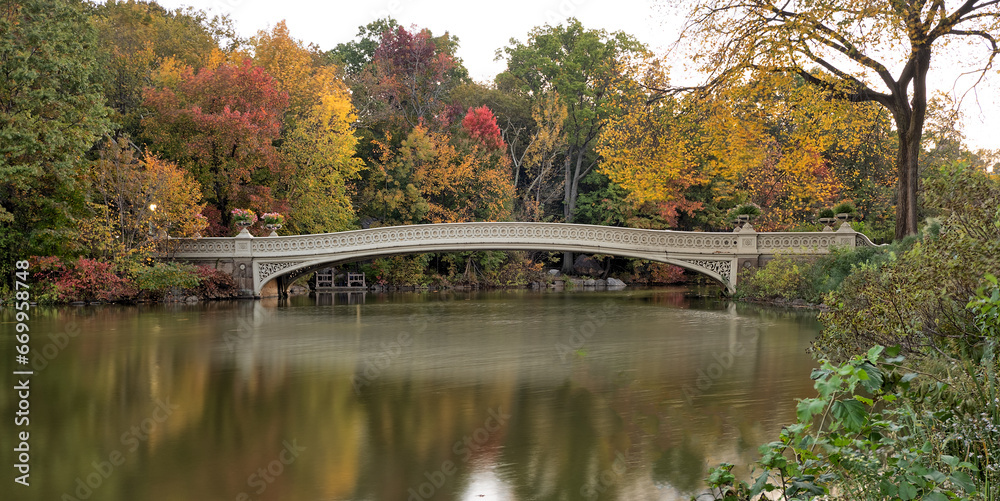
(254, 245), (733, 295)
(166, 221), (871, 297)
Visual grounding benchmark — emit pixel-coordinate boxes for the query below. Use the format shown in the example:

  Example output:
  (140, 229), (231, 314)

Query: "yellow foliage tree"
(404, 125), (514, 223)
(597, 56), (708, 227)
(520, 92), (568, 221)
(253, 21), (365, 234)
(600, 69), (891, 230)
(80, 136), (206, 263)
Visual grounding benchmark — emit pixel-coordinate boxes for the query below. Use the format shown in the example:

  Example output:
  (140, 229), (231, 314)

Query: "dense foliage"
(0, 1), (995, 296)
(721, 163), (1000, 499)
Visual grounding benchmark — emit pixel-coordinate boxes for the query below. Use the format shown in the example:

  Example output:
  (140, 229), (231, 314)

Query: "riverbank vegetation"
(711, 163), (1000, 499)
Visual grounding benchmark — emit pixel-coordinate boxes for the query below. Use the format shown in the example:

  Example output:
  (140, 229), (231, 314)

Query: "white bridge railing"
(164, 222), (876, 296)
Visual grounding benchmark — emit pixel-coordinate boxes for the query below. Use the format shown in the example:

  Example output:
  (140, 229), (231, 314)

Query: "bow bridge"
(164, 222), (877, 297)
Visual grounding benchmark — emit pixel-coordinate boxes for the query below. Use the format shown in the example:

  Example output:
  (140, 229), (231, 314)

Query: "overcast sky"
(151, 0), (998, 151)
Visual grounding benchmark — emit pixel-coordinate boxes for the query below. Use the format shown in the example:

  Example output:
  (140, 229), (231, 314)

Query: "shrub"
(818, 164), (1000, 360)
(190, 266), (239, 299)
(831, 201), (858, 215)
(729, 203), (763, 219)
(704, 346), (982, 501)
(366, 255), (431, 286)
(735, 255), (818, 302)
(736, 238), (916, 305)
(48, 258), (136, 302)
(479, 251), (546, 286)
(131, 262), (201, 300)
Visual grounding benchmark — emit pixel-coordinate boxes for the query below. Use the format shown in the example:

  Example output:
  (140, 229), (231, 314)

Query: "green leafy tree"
(499, 19), (646, 224)
(498, 18), (646, 269)
(0, 0), (112, 286)
(325, 17), (399, 76)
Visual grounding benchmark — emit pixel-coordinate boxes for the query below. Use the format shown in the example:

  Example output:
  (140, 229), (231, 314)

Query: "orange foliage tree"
(80, 136), (206, 262)
(141, 58), (289, 232)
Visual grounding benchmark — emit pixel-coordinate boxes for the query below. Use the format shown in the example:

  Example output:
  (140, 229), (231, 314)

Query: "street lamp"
(148, 204), (158, 237)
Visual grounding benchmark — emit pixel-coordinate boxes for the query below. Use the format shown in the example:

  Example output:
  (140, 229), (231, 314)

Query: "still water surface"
(3, 288), (821, 501)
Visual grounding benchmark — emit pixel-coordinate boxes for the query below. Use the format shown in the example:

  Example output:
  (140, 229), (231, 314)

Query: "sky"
(151, 0), (999, 150)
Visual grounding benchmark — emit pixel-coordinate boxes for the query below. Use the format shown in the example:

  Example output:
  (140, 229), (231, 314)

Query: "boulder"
(573, 255), (604, 276)
(606, 277), (627, 287)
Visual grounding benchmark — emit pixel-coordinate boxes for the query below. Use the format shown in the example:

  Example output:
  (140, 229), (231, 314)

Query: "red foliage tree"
(370, 26), (456, 128)
(461, 106), (505, 151)
(142, 59), (290, 231)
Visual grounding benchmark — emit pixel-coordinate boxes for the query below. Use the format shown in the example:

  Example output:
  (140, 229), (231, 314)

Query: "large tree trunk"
(893, 49), (930, 240)
(561, 153), (574, 273)
(894, 128), (921, 240)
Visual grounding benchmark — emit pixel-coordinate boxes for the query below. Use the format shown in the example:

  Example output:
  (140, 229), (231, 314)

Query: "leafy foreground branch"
(704, 343), (996, 501)
(708, 164), (1000, 500)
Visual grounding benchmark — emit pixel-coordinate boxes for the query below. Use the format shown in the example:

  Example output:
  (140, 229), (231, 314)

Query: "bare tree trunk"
(893, 49), (930, 240)
(561, 153), (574, 273)
(895, 129), (921, 239)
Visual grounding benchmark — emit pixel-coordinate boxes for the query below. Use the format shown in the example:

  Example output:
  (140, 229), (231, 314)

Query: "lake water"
(2, 288), (821, 501)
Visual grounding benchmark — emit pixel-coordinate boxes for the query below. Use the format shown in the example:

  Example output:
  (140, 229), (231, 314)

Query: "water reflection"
(0, 288), (820, 501)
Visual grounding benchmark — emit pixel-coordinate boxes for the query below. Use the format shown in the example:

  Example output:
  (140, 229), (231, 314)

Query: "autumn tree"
(598, 56), (707, 228)
(498, 19), (646, 269)
(671, 0), (1000, 238)
(519, 92), (568, 221)
(81, 136), (206, 262)
(364, 25), (462, 129)
(141, 59), (289, 232)
(448, 81), (543, 219)
(601, 69), (895, 231)
(91, 0), (221, 135)
(366, 108), (514, 226)
(0, 0), (112, 285)
(253, 21), (364, 234)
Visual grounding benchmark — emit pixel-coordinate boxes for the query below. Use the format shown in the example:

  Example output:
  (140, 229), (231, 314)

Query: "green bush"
(818, 164), (1000, 360)
(131, 262), (201, 299)
(704, 346), (982, 501)
(736, 255), (819, 302)
(366, 254), (431, 286)
(831, 201), (858, 215)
